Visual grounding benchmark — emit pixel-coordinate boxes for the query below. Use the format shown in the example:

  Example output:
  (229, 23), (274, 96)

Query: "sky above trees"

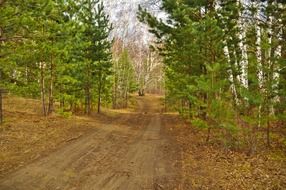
(103, 0), (165, 46)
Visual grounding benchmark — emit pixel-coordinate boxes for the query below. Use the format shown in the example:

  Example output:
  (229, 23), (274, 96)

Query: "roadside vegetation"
(139, 0), (286, 155)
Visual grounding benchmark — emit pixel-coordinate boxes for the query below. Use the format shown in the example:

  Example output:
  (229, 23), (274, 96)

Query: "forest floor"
(0, 95), (285, 190)
(164, 115), (286, 189)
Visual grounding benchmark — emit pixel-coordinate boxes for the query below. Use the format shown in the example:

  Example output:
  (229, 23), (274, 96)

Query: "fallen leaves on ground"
(163, 114), (286, 190)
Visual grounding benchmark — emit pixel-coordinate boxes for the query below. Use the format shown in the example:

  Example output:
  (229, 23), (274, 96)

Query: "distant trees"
(112, 48), (137, 108)
(111, 38), (163, 108)
(139, 0), (286, 152)
(137, 50), (163, 96)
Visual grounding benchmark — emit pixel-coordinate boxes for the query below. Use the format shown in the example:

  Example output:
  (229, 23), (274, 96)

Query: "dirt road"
(0, 96), (180, 190)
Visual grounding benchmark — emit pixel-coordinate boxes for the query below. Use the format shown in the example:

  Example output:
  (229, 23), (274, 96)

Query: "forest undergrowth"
(163, 114), (286, 189)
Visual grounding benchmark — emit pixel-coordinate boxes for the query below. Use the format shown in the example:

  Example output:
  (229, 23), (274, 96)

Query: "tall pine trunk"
(40, 62), (46, 116)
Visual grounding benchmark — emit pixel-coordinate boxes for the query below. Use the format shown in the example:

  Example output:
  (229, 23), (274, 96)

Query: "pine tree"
(93, 2), (113, 113)
(138, 0), (286, 151)
(75, 0), (113, 114)
(1, 0), (114, 115)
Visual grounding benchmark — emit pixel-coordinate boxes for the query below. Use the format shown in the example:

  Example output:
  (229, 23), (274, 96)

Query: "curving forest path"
(0, 96), (181, 190)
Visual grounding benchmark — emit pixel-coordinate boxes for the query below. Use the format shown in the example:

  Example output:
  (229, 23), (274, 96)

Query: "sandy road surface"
(0, 96), (180, 190)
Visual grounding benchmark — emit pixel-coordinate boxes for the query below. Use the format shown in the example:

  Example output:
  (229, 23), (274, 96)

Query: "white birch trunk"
(254, 2), (263, 89)
(272, 3), (283, 103)
(267, 15), (273, 73)
(266, 3), (275, 115)
(237, 0), (248, 89)
(216, 0), (239, 104)
(223, 41), (239, 105)
(252, 1), (264, 127)
(273, 28), (282, 103)
(218, 0), (237, 103)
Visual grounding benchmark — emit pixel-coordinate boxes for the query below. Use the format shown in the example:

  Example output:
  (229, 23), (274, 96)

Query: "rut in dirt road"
(0, 96), (180, 190)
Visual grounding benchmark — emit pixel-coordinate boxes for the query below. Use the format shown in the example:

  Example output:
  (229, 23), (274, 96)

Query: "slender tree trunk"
(113, 83), (117, 109)
(40, 24), (47, 116)
(113, 60), (119, 109)
(97, 70), (102, 114)
(125, 87), (128, 108)
(266, 5), (275, 116)
(267, 119), (271, 147)
(265, 2), (276, 146)
(40, 62), (46, 116)
(85, 86), (91, 115)
(224, 41), (239, 105)
(112, 61), (116, 109)
(85, 61), (91, 115)
(237, 0), (249, 89)
(253, 2), (264, 128)
(124, 82), (128, 108)
(255, 4), (263, 90)
(125, 65), (130, 108)
(272, 3), (283, 106)
(232, 46), (241, 86)
(48, 53), (54, 115)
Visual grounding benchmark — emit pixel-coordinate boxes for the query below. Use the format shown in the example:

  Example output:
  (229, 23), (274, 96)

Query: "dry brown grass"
(162, 114), (286, 190)
(4, 95), (43, 115)
(0, 95), (108, 177)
